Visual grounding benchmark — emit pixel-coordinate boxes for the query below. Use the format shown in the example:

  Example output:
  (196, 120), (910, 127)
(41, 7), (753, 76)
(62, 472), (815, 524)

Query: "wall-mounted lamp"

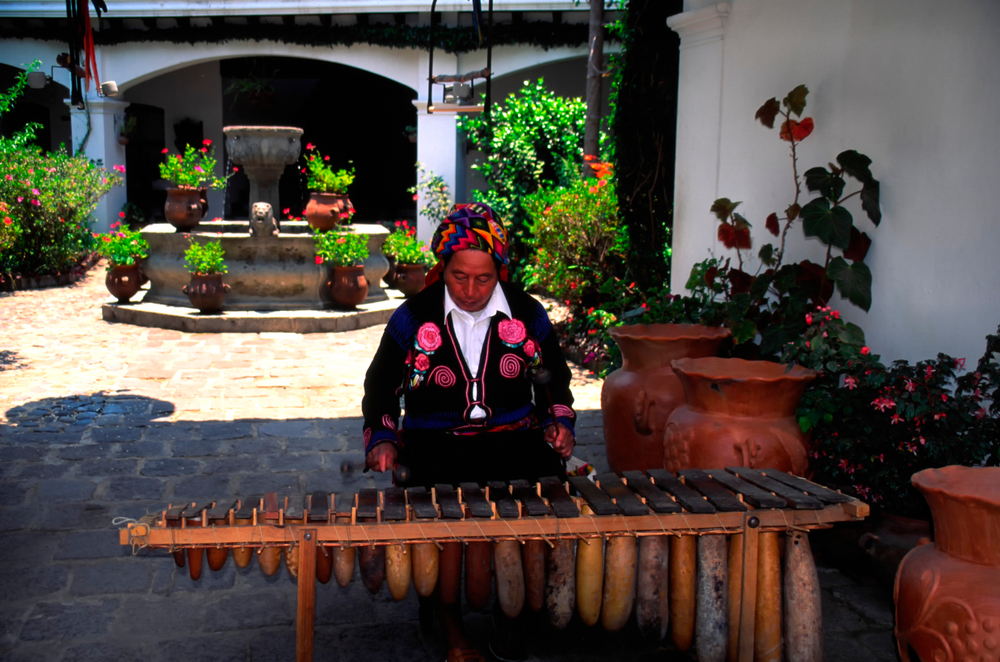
(99, 81), (118, 97)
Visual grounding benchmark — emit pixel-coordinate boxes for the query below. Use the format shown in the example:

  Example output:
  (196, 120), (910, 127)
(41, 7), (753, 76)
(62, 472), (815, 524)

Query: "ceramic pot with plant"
(315, 229), (369, 309)
(160, 140), (227, 232)
(181, 236), (230, 313)
(118, 115), (136, 146)
(894, 466), (1000, 662)
(601, 324), (731, 473)
(385, 221), (434, 296)
(93, 222), (149, 303)
(302, 143), (355, 231)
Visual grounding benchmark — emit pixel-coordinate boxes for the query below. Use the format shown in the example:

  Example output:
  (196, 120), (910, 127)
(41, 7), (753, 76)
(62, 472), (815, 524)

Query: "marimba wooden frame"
(121, 497), (868, 662)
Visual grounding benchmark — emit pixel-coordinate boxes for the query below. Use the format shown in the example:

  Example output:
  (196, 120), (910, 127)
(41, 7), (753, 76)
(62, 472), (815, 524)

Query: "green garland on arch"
(1, 20), (612, 55)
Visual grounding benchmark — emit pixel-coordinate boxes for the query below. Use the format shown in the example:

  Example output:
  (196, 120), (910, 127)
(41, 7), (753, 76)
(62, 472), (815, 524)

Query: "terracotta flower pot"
(860, 513), (932, 589)
(394, 264), (426, 297)
(164, 188), (203, 231)
(304, 192), (353, 232)
(895, 466), (1000, 662)
(327, 265), (369, 309)
(663, 357), (816, 475)
(182, 273), (231, 313)
(105, 263), (142, 303)
(600, 324), (731, 473)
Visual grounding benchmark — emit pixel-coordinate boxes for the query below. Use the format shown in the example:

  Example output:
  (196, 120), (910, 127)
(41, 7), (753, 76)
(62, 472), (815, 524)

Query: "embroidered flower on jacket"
(523, 339), (536, 358)
(498, 319), (527, 346)
(416, 322), (442, 352)
(414, 353), (431, 372)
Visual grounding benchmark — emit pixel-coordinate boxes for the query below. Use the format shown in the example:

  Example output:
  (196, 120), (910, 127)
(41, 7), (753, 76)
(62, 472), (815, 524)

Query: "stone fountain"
(102, 126), (397, 333)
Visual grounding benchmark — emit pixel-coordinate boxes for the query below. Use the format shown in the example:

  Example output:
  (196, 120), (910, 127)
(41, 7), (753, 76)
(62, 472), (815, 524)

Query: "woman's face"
(443, 249), (499, 313)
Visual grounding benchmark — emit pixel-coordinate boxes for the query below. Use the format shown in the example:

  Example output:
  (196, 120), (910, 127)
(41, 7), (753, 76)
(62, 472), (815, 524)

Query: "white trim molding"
(666, 2), (730, 49)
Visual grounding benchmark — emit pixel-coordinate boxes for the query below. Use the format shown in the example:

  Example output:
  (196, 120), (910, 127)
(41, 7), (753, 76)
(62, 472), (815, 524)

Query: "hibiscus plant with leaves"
(701, 84), (882, 356)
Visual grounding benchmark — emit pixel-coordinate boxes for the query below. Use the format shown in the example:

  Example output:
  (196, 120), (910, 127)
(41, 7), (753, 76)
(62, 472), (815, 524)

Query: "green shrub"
(314, 230), (368, 267)
(303, 144), (354, 195)
(184, 237), (227, 275)
(459, 79), (590, 265)
(522, 159), (627, 314)
(93, 222), (149, 268)
(0, 62), (121, 278)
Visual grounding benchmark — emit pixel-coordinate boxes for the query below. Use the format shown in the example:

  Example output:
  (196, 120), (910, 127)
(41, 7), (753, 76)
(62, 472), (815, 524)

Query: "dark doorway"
(220, 57), (418, 222)
(124, 103), (167, 222)
(0, 63), (71, 153)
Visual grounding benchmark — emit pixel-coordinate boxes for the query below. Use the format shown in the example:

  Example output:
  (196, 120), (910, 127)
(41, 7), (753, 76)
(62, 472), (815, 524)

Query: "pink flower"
(890, 414), (903, 425)
(934, 413), (946, 420)
(976, 408), (987, 419)
(283, 208), (290, 215)
(844, 375), (857, 390)
(194, 166), (204, 173)
(955, 357), (966, 369)
(16, 197), (22, 203)
(498, 319), (527, 345)
(336, 237), (346, 244)
(32, 189), (40, 195)
(4, 174), (11, 180)
(412, 194), (418, 201)
(832, 310), (840, 319)
(416, 322), (442, 352)
(904, 379), (916, 392)
(414, 353), (431, 371)
(805, 313), (813, 325)
(119, 212), (126, 218)
(324, 156), (329, 161)
(860, 346), (870, 355)
(315, 255), (323, 264)
(925, 365), (934, 379)
(203, 139), (212, 146)
(3, 218), (11, 225)
(162, 148), (169, 154)
(523, 340), (536, 358)
(872, 397), (896, 412)
(112, 165), (126, 173)
(233, 167), (239, 172)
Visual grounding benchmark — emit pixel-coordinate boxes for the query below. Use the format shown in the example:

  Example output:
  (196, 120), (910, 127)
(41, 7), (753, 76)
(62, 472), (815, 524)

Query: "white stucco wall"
(669, 0), (1000, 365)
(123, 61), (226, 220)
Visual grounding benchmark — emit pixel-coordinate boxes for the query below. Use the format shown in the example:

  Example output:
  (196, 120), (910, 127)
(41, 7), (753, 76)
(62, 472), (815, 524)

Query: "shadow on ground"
(2, 392), (678, 662)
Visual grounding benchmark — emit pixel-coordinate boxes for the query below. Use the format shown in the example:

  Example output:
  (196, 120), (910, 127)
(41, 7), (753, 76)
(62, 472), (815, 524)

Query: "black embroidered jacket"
(361, 280), (576, 454)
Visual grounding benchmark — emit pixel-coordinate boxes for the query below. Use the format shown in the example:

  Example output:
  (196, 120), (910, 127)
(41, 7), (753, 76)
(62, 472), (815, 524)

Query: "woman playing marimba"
(362, 203), (577, 662)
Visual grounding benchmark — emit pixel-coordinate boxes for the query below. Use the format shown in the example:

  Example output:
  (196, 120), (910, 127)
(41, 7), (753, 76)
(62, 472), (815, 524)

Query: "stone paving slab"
(0, 264), (899, 662)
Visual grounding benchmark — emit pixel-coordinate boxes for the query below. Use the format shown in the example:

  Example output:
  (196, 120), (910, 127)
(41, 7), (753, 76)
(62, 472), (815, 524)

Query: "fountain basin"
(223, 126), (303, 217)
(140, 221), (390, 311)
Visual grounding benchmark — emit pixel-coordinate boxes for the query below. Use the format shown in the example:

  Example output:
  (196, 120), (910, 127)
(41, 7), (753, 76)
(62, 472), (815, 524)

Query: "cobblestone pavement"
(0, 266), (898, 662)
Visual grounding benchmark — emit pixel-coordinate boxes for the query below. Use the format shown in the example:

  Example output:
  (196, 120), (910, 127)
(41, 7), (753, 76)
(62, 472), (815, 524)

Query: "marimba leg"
(439, 542), (462, 606)
(295, 529), (317, 662)
(602, 535), (637, 632)
(386, 544), (412, 601)
(696, 535), (728, 662)
(412, 543), (440, 598)
(545, 538), (575, 629)
(755, 531), (782, 662)
(636, 535), (669, 641)
(494, 540), (526, 619)
(522, 539), (546, 613)
(670, 535), (697, 652)
(465, 541), (493, 612)
(576, 536), (604, 627)
(784, 531), (821, 662)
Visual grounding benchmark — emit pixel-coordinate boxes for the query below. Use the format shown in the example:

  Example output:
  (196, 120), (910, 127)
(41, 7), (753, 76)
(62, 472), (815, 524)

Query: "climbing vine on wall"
(1, 20), (614, 55)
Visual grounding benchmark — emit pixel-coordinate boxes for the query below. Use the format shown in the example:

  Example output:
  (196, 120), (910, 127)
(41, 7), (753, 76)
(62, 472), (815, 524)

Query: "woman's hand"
(544, 423), (575, 458)
(366, 443), (398, 473)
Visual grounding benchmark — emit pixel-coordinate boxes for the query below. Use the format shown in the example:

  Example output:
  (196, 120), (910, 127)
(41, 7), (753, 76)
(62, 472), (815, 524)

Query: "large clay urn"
(394, 264), (426, 297)
(663, 358), (816, 475)
(327, 265), (369, 309)
(182, 273), (231, 314)
(164, 188), (203, 231)
(895, 466), (1000, 662)
(601, 324), (731, 473)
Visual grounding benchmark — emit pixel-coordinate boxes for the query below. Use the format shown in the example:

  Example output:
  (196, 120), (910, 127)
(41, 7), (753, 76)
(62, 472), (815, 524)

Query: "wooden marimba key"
(121, 468), (867, 662)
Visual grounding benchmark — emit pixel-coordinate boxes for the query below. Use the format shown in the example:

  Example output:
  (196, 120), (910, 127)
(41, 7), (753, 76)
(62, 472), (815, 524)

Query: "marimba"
(119, 467), (868, 662)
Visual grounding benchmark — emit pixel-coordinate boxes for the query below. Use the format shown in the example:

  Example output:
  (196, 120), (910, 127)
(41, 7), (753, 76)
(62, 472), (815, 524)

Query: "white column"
(412, 49), (459, 243)
(666, 2), (731, 293)
(69, 95), (130, 234)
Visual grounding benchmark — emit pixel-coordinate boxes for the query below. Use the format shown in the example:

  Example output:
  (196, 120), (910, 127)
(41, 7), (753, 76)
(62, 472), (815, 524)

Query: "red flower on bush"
(779, 117), (814, 142)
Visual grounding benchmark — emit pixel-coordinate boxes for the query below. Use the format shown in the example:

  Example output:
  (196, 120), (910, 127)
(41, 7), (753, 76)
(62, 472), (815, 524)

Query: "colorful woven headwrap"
(426, 203), (510, 285)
